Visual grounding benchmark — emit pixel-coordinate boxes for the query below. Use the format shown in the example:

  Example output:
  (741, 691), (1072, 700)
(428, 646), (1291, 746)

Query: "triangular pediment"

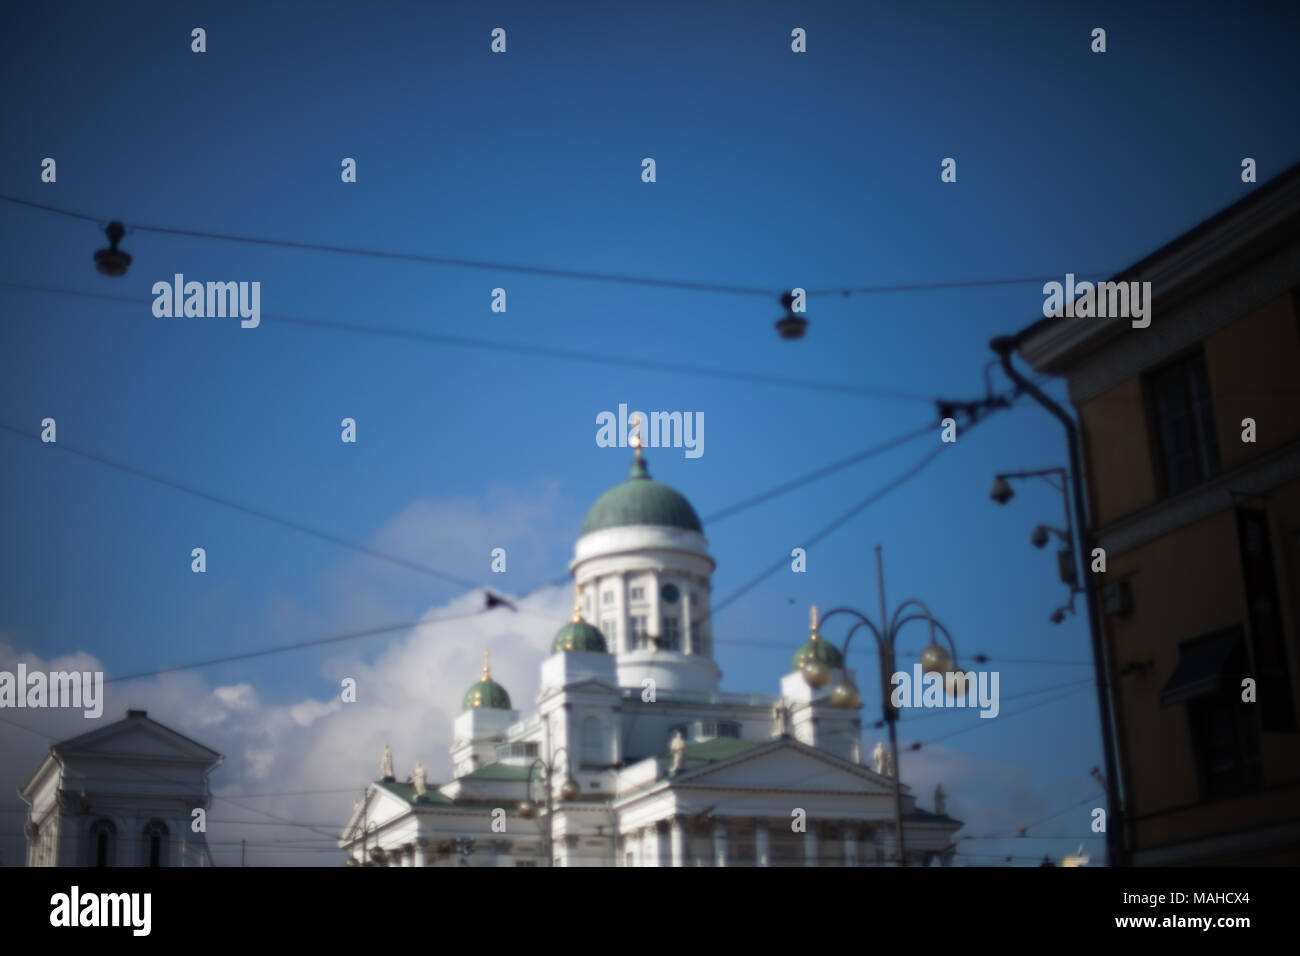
(672, 740), (904, 796)
(340, 782), (417, 841)
(53, 713), (221, 765)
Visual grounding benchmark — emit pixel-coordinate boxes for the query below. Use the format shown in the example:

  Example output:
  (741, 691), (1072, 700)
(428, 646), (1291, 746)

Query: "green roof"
(665, 737), (763, 774)
(375, 779), (453, 806)
(553, 619), (608, 654)
(581, 458), (703, 535)
(463, 677), (511, 710)
(906, 807), (962, 825)
(792, 636), (844, 671)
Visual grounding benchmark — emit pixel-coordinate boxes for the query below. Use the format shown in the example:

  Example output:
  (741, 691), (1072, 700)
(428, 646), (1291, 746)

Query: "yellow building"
(1016, 163), (1300, 865)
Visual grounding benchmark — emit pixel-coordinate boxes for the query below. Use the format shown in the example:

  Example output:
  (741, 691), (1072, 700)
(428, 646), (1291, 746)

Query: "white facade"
(340, 454), (963, 866)
(19, 709), (221, 867)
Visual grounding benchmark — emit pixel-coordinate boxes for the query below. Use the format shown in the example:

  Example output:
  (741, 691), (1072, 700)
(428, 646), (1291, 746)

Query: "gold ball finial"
(810, 604), (820, 640)
(629, 414), (644, 460)
(572, 583), (583, 623)
(481, 649), (491, 681)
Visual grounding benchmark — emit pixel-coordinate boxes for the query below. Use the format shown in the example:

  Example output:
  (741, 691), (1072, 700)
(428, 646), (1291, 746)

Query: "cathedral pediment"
(668, 739), (902, 796)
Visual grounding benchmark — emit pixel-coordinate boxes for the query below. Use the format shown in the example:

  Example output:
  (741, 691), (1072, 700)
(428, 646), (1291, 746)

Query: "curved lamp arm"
(888, 599), (937, 644)
(818, 606), (885, 661)
(524, 757), (546, 806)
(550, 747), (572, 780)
(893, 612), (959, 669)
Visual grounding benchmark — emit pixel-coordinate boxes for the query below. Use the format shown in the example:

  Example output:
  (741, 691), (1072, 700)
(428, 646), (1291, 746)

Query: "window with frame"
(661, 617), (680, 650)
(498, 742), (539, 759)
(1186, 639), (1262, 800)
(630, 587), (645, 602)
(690, 621), (710, 656)
(629, 615), (649, 649)
(1236, 507), (1296, 732)
(695, 720), (740, 740)
(603, 591), (614, 605)
(1146, 350), (1220, 496)
(142, 820), (168, 867)
(89, 818), (116, 867)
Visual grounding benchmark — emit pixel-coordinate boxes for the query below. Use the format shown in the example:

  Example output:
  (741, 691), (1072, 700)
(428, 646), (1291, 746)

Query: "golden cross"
(629, 414), (644, 459)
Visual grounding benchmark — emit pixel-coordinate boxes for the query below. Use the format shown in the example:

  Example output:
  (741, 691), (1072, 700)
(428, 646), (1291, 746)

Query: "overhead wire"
(0, 279), (935, 403)
(0, 193), (1113, 302)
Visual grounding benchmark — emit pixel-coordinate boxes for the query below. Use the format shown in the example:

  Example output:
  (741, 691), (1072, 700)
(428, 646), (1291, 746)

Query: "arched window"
(581, 717), (604, 766)
(142, 820), (168, 867)
(89, 818), (116, 867)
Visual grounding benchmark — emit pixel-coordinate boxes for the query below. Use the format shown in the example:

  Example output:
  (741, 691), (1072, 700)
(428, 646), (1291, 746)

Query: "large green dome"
(553, 619), (608, 653)
(581, 458), (703, 535)
(792, 636), (844, 672)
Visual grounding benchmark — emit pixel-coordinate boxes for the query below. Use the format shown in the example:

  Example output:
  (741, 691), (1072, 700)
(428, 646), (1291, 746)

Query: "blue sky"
(2, 0), (1298, 866)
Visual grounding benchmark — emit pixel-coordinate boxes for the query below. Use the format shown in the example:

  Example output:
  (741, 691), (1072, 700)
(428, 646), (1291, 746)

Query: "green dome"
(463, 679), (511, 710)
(553, 620), (608, 653)
(792, 636), (844, 672)
(463, 653), (510, 710)
(581, 458), (703, 535)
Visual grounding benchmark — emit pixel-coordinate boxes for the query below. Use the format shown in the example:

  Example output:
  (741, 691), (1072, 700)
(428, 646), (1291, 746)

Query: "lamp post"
(991, 467), (1083, 623)
(990, 335), (1125, 867)
(518, 747), (579, 867)
(803, 545), (959, 866)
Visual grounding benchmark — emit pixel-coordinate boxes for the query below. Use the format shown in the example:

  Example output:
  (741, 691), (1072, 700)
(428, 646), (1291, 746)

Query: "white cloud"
(0, 582), (570, 866)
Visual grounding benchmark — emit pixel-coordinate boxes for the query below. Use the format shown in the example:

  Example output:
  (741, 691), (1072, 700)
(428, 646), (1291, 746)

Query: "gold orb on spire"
(810, 603), (820, 640)
(481, 649), (491, 681)
(628, 413), (644, 460)
(572, 583), (583, 623)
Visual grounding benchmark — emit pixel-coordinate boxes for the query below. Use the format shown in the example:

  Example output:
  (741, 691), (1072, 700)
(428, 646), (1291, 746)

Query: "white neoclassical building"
(340, 444), (961, 866)
(19, 709), (222, 867)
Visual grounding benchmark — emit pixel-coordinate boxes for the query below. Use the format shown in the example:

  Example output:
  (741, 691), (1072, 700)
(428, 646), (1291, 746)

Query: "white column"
(804, 822), (819, 867)
(683, 584), (693, 654)
(880, 827), (899, 866)
(844, 825), (858, 866)
(713, 820), (728, 867)
(414, 840), (426, 867)
(401, 844), (413, 866)
(649, 571), (661, 640)
(756, 820), (770, 867)
(621, 575), (630, 651)
(670, 817), (685, 867)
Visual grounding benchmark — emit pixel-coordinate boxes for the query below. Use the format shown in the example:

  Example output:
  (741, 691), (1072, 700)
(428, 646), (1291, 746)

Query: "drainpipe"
(990, 335), (1126, 867)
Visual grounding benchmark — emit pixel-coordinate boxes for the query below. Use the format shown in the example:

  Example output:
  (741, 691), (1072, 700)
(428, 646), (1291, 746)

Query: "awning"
(1159, 627), (1244, 707)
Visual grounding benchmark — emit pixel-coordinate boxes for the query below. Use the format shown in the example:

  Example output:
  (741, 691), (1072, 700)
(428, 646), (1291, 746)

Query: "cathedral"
(19, 709), (220, 867)
(339, 439), (962, 866)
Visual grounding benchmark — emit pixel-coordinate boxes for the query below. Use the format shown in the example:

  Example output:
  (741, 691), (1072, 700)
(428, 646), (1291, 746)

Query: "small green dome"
(581, 457), (703, 535)
(792, 636), (844, 672)
(463, 678), (511, 710)
(463, 653), (511, 710)
(553, 620), (608, 653)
